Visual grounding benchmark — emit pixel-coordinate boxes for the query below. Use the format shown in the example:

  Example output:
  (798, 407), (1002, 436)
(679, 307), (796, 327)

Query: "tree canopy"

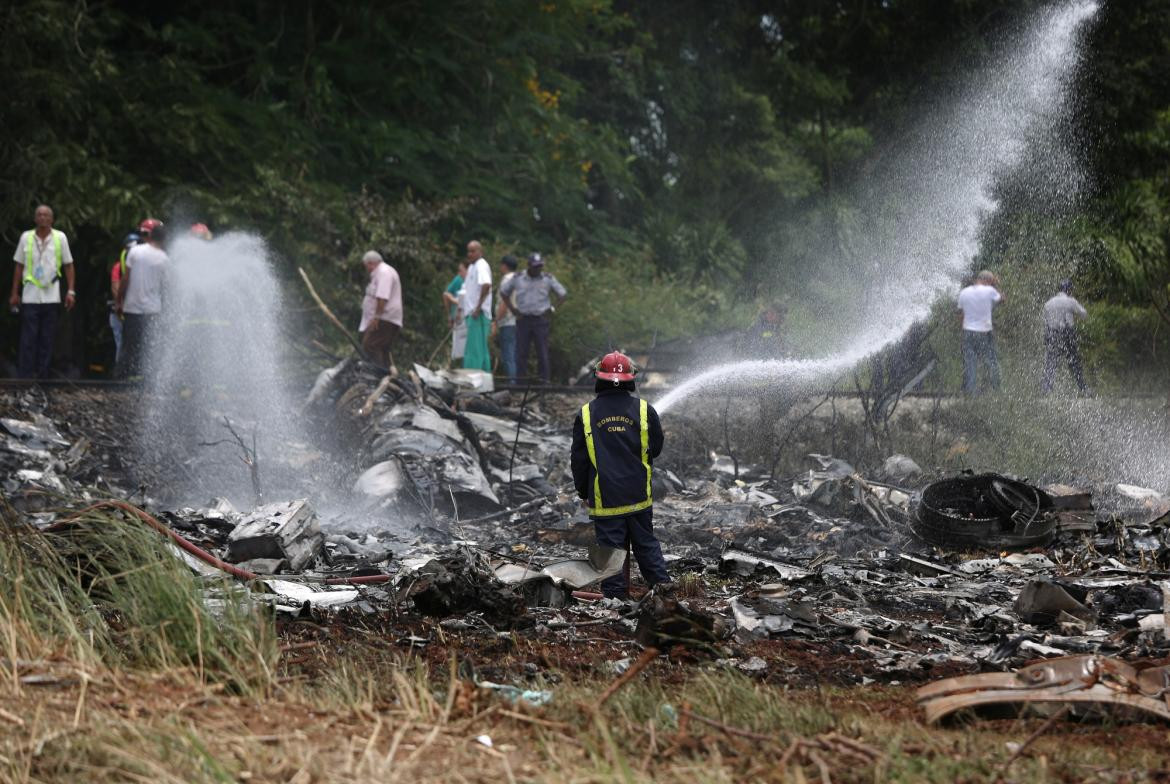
(2, 0), (1168, 380)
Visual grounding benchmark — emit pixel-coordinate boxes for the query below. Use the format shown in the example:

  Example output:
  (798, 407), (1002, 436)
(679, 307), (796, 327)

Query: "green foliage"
(543, 253), (732, 377)
(1081, 302), (1169, 393)
(1089, 176), (1170, 325)
(1, 0), (1168, 383)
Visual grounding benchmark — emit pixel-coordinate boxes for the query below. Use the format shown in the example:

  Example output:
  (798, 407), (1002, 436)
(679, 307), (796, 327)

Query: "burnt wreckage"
(3, 362), (1170, 724)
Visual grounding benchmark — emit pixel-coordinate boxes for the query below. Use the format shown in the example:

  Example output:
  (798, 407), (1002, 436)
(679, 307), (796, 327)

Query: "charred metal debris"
(4, 364), (1170, 723)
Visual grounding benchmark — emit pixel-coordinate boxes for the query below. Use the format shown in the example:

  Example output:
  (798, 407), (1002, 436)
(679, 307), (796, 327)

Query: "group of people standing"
(9, 204), (1090, 401)
(7, 206), (217, 380)
(957, 270), (1090, 396)
(356, 239), (568, 384)
(437, 241), (567, 383)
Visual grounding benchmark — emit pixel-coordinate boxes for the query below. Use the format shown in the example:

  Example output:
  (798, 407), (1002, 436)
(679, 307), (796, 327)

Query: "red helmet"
(189, 222), (212, 240)
(138, 218), (163, 236)
(596, 351), (636, 382)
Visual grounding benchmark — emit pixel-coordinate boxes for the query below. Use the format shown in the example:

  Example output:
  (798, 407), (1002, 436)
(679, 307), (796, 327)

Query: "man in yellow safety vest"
(9, 205), (76, 379)
(570, 351), (671, 599)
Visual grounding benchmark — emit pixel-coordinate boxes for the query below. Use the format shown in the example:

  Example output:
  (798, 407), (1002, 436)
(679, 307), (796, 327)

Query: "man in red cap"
(570, 351), (671, 599)
(115, 218), (168, 377)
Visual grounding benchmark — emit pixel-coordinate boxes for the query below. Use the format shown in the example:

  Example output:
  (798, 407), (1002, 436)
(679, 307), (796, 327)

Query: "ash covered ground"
(3, 363), (1170, 694)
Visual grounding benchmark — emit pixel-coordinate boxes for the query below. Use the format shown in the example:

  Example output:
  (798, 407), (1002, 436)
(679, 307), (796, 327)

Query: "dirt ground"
(5, 383), (1170, 782)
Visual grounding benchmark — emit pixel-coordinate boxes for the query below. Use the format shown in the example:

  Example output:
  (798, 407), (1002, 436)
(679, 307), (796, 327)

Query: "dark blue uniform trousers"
(594, 508), (669, 598)
(18, 303), (59, 379)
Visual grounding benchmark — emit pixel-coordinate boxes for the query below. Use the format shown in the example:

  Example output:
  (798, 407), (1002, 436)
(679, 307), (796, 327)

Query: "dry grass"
(3, 646), (1169, 784)
(2, 504), (1168, 783)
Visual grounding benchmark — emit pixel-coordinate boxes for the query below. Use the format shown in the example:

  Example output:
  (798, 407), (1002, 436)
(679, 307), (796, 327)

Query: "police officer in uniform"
(571, 351), (671, 599)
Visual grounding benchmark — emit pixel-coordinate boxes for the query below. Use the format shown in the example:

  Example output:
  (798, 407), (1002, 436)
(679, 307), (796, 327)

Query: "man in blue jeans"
(492, 255), (518, 382)
(570, 351), (671, 599)
(957, 270), (1004, 395)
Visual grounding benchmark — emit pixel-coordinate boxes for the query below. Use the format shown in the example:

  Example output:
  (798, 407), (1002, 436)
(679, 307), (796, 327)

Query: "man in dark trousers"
(1042, 279), (1089, 394)
(115, 219), (168, 378)
(9, 205), (76, 378)
(499, 252), (566, 383)
(571, 351), (671, 599)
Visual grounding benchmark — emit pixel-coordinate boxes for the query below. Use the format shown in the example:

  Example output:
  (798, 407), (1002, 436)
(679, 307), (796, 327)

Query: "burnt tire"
(911, 473), (1056, 551)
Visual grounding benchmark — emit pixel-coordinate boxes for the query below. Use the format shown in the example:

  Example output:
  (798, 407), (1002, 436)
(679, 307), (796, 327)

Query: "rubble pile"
(307, 359), (572, 529)
(4, 369), (1170, 699)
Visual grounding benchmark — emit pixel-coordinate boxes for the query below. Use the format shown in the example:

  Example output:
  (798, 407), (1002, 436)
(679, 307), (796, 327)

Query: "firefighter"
(570, 351), (671, 599)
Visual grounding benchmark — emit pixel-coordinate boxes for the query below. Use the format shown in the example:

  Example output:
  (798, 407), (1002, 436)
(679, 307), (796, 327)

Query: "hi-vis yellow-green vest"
(580, 398), (652, 517)
(22, 230), (63, 289)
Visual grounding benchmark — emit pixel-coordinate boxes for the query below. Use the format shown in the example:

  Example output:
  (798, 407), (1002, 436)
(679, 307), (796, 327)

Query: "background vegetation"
(1, 0), (1167, 386)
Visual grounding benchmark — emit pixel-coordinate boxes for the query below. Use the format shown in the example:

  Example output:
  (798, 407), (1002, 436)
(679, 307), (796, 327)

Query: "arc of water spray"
(655, 0), (1100, 415)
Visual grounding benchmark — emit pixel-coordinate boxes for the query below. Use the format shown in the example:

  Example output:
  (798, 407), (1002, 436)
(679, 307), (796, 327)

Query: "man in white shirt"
(116, 221), (169, 377)
(1042, 279), (1088, 394)
(956, 270), (1004, 395)
(460, 240), (492, 372)
(358, 250), (402, 371)
(9, 205), (75, 379)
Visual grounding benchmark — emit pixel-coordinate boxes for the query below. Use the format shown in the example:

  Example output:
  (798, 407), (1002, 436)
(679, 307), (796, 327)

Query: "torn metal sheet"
(898, 554), (958, 577)
(327, 533), (392, 563)
(956, 553), (1057, 575)
(808, 454), (856, 478)
(2, 437), (51, 462)
(728, 596), (795, 638)
(166, 541), (230, 579)
(721, 549), (813, 581)
(305, 358), (353, 407)
(352, 459), (408, 498)
(370, 429), (461, 460)
(259, 579), (361, 609)
(438, 452), (500, 508)
(225, 499), (324, 572)
(412, 364), (495, 394)
(493, 544), (625, 589)
(918, 655), (1170, 724)
(490, 464), (543, 483)
(13, 468), (66, 492)
(1, 416), (70, 447)
(378, 402), (424, 431)
(1014, 579), (1096, 626)
(234, 558), (285, 575)
(728, 484), (781, 507)
(463, 412), (542, 446)
(411, 406), (466, 444)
